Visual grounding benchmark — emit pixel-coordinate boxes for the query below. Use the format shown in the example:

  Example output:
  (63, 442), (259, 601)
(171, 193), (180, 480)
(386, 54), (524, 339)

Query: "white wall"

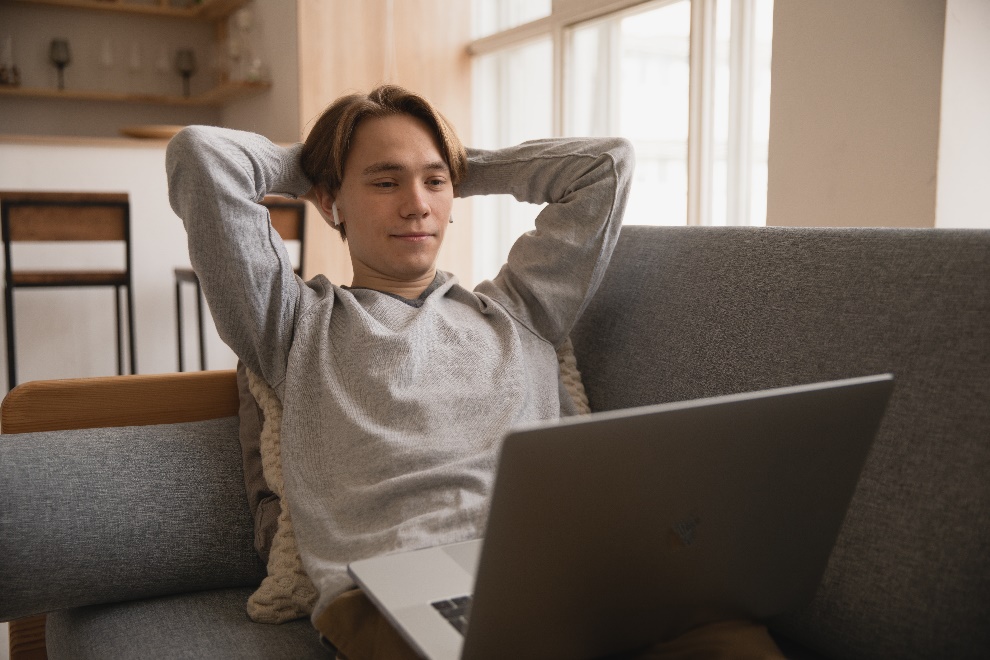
(767, 0), (947, 228)
(0, 139), (238, 397)
(219, 0), (301, 143)
(935, 0), (990, 228)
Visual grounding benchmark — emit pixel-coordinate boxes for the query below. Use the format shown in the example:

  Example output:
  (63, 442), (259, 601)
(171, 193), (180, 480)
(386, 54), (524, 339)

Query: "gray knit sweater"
(165, 126), (634, 619)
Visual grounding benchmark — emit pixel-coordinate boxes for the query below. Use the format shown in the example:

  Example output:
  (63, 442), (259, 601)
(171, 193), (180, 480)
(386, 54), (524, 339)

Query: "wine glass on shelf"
(128, 42), (142, 74)
(175, 48), (196, 98)
(49, 38), (71, 91)
(232, 7), (253, 80)
(155, 46), (169, 75)
(1, 35), (22, 87)
(99, 38), (114, 90)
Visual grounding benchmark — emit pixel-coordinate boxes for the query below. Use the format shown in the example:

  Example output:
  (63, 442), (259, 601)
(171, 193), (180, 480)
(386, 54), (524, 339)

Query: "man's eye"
(428, 178), (447, 187)
(373, 181), (396, 189)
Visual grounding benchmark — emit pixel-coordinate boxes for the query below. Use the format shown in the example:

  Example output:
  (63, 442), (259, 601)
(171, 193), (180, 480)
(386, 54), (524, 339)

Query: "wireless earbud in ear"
(331, 201), (341, 227)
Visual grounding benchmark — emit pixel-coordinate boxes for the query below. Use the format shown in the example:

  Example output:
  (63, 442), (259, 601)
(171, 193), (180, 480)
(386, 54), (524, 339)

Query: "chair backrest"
(1, 191), (129, 243)
(1, 191), (132, 284)
(261, 196), (306, 276)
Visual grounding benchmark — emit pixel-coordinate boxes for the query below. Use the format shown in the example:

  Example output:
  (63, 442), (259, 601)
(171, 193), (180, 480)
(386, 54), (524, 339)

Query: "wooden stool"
(1, 191), (136, 389)
(175, 196), (306, 371)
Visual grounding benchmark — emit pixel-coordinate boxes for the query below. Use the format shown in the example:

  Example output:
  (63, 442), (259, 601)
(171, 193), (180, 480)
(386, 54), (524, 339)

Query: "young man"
(167, 85), (781, 658)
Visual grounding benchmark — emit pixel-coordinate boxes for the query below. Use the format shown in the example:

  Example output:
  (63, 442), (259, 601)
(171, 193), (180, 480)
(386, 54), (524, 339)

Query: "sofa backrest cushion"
(571, 226), (990, 660)
(0, 416), (265, 621)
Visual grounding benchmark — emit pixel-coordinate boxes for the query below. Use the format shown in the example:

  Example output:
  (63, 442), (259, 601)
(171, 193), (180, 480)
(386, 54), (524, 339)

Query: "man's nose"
(400, 185), (431, 219)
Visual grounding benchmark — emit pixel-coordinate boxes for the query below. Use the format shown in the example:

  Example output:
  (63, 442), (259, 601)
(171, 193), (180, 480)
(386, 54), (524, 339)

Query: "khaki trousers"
(315, 589), (786, 660)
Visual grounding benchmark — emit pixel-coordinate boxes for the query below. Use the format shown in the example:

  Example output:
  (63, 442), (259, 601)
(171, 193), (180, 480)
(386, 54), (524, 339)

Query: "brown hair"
(301, 85), (467, 238)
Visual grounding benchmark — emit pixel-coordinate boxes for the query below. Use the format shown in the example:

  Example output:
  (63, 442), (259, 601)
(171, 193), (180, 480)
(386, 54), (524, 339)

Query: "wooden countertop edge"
(0, 133), (171, 148)
(0, 134), (298, 148)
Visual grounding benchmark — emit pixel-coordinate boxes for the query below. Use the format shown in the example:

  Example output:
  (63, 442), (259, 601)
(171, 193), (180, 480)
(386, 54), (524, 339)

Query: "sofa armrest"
(0, 371), (265, 622)
(1, 369), (240, 433)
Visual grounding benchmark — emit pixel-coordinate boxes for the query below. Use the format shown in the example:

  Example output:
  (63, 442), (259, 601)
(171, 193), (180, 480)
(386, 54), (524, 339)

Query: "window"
(470, 0), (774, 283)
(567, 1), (692, 227)
(472, 0), (551, 38)
(471, 37), (553, 279)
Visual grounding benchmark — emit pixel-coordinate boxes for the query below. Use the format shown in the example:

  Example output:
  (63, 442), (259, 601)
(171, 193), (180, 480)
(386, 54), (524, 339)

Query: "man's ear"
(310, 184), (344, 229)
(312, 185), (335, 217)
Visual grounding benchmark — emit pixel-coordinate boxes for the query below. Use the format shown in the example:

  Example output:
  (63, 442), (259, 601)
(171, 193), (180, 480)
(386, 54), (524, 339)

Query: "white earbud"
(331, 201), (341, 226)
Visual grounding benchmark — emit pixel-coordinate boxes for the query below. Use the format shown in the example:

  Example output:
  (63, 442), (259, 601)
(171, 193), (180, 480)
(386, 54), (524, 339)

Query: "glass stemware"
(128, 42), (142, 74)
(0, 35), (20, 87)
(49, 38), (71, 91)
(99, 38), (114, 90)
(175, 48), (197, 98)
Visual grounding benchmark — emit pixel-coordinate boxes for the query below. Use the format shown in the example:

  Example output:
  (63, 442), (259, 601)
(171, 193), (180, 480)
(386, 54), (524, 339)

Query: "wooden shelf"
(1, 0), (250, 21)
(0, 80), (271, 106)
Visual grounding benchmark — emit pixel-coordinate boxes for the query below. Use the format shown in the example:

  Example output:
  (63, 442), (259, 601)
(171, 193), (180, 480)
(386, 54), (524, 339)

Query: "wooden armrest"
(1, 370), (239, 434)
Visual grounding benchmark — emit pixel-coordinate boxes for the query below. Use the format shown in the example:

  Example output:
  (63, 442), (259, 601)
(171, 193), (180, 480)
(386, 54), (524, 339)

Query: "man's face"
(334, 113), (453, 288)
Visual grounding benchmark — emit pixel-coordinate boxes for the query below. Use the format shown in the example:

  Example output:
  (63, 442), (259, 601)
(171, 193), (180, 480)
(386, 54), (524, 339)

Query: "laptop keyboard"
(431, 595), (472, 635)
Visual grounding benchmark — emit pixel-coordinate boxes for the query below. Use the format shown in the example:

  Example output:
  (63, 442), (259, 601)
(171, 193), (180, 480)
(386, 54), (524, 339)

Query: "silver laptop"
(348, 374), (894, 660)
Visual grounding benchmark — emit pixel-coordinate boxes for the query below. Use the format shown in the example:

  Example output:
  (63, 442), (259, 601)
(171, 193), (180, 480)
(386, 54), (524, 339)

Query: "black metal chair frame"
(1, 192), (136, 390)
(175, 197), (306, 371)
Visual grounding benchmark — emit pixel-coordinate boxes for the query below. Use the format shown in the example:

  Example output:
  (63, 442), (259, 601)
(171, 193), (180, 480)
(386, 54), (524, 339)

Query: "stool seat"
(174, 267), (198, 284)
(11, 270), (129, 287)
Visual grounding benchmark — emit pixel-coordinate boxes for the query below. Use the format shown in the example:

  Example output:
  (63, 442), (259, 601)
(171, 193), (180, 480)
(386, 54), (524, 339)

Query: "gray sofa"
(2, 226), (988, 659)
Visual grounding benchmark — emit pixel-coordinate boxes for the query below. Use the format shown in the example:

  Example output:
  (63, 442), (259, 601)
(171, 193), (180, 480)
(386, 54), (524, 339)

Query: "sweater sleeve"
(165, 125), (314, 389)
(458, 137), (635, 346)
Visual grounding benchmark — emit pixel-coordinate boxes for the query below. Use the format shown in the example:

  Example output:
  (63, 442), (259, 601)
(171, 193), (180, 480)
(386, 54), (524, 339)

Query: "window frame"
(469, 0), (766, 227)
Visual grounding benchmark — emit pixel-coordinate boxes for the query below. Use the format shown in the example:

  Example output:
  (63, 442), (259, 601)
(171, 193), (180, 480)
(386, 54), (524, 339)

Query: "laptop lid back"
(461, 374), (893, 659)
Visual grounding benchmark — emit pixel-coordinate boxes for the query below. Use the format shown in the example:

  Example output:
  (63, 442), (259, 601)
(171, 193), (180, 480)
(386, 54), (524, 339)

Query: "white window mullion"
(688, 0), (716, 226)
(496, 55), (515, 261)
(553, 22), (566, 136)
(607, 19), (622, 135)
(727, 0), (755, 225)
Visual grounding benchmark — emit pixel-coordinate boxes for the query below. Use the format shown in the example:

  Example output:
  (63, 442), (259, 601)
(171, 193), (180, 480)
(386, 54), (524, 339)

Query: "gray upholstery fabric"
(571, 226), (990, 660)
(0, 417), (265, 621)
(46, 588), (327, 660)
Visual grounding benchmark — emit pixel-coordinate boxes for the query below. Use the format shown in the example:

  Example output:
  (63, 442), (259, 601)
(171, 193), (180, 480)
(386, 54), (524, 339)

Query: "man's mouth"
(392, 232), (434, 242)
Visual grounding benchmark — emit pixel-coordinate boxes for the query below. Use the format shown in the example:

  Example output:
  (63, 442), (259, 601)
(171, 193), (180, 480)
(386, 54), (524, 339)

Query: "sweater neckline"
(342, 272), (447, 308)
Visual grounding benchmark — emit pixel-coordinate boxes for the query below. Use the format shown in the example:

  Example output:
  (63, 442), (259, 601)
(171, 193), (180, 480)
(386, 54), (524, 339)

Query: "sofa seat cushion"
(45, 588), (328, 659)
(45, 591), (825, 660)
